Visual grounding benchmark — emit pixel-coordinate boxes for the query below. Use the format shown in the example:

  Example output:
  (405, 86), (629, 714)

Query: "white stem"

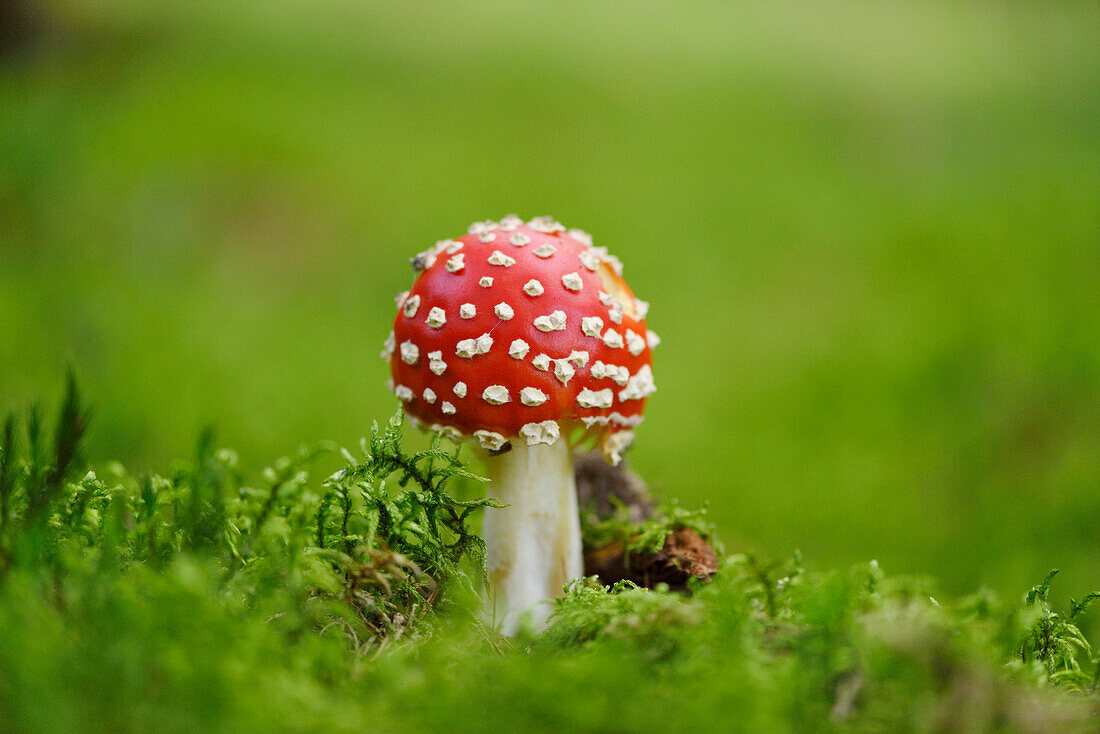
(482, 439), (583, 635)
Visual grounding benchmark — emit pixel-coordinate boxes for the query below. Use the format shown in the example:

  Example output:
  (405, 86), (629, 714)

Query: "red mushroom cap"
(383, 216), (656, 462)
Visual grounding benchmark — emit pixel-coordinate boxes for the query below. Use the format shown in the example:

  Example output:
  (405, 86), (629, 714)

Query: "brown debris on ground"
(584, 527), (719, 590)
(574, 450), (653, 523)
(574, 451), (719, 590)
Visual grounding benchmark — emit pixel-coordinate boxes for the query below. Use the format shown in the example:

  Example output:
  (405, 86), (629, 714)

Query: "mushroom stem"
(482, 439), (583, 635)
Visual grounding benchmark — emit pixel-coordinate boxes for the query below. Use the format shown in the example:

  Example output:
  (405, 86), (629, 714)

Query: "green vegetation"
(2, 1), (1098, 605)
(0, 382), (1096, 732)
(582, 498), (718, 560)
(2, 1), (1098, 729)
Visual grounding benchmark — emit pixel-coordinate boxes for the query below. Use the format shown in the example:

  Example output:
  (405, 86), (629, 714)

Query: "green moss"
(582, 497), (720, 558)
(0, 384), (1096, 732)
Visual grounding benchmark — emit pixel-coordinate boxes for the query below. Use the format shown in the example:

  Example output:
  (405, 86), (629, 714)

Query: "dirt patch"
(584, 527), (719, 590)
(575, 451), (718, 590)
(574, 450), (652, 523)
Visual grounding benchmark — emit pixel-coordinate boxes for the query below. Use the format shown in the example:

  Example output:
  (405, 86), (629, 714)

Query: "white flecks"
(478, 231), (496, 243)
(602, 328), (624, 349)
(577, 388), (614, 409)
(581, 316), (604, 338)
(528, 216), (564, 233)
(494, 302), (514, 320)
(457, 334), (493, 358)
(553, 359), (575, 385)
(423, 388), (437, 404)
(426, 307), (447, 328)
(609, 412), (644, 428)
(386, 378), (395, 393)
(568, 350), (589, 367)
(534, 310), (567, 332)
(380, 331), (396, 359)
(460, 303), (477, 319)
(446, 253), (465, 273)
(444, 240), (463, 254)
(509, 339), (530, 359)
(581, 416), (610, 428)
(441, 401), (456, 415)
(499, 214), (524, 231)
(618, 364), (656, 401)
(532, 354), (551, 371)
(566, 228), (593, 247)
(523, 279), (544, 296)
(625, 329), (646, 356)
(453, 381), (467, 398)
(487, 250), (516, 267)
(603, 430), (635, 466)
(647, 330), (661, 349)
(532, 244), (556, 259)
(468, 220), (497, 236)
(591, 361), (629, 385)
(400, 341), (419, 365)
(510, 233), (531, 247)
(578, 250), (600, 271)
(597, 291), (614, 307)
(428, 351), (447, 375)
(474, 430), (508, 451)
(561, 272), (584, 292)
(430, 424), (463, 442)
(395, 291), (410, 309)
(403, 294), (421, 318)
(479, 276), (494, 287)
(634, 299), (650, 319)
(520, 387), (547, 406)
(411, 248), (436, 271)
(482, 385), (511, 405)
(607, 300), (624, 324)
(394, 385), (414, 402)
(519, 420), (560, 447)
(592, 247), (623, 276)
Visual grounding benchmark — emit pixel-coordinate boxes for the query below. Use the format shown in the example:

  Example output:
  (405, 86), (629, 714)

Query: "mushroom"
(384, 216), (657, 634)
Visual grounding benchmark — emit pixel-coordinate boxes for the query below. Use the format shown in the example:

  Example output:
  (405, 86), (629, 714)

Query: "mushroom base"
(482, 439), (583, 635)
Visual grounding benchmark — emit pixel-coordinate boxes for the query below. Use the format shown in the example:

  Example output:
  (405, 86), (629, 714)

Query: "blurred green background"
(2, 1), (1098, 602)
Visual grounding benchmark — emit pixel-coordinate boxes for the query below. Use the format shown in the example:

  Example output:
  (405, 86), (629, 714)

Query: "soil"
(584, 527), (719, 591)
(574, 451), (719, 590)
(574, 450), (653, 523)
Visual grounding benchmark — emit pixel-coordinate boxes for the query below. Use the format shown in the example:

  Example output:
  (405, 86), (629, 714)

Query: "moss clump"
(0, 376), (493, 659)
(0, 379), (1096, 733)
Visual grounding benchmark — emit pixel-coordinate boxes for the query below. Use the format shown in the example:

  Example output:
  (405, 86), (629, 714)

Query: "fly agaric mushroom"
(383, 215), (657, 633)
